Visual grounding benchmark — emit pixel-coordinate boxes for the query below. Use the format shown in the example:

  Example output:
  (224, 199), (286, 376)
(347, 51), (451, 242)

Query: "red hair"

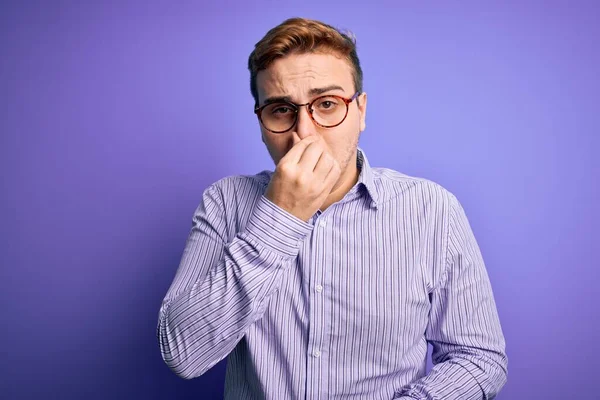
(247, 17), (363, 107)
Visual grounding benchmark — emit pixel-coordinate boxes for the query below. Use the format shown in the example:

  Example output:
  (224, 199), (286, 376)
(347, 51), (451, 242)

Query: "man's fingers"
(280, 136), (318, 165)
(313, 150), (334, 177)
(298, 140), (325, 171)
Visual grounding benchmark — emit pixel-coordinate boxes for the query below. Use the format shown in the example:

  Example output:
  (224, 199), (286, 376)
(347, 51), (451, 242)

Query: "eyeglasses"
(254, 92), (360, 134)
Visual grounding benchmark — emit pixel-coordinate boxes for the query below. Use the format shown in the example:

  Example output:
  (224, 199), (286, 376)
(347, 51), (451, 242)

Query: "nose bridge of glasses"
(293, 101), (313, 114)
(295, 102), (314, 128)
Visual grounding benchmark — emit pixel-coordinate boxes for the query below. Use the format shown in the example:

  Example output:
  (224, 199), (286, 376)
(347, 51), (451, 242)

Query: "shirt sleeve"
(393, 194), (508, 399)
(156, 181), (313, 379)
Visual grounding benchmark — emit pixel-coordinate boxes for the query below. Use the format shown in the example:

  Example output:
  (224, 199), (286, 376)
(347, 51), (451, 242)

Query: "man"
(157, 17), (507, 399)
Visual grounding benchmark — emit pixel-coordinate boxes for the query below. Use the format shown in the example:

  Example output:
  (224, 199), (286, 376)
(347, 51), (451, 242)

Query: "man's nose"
(293, 106), (317, 141)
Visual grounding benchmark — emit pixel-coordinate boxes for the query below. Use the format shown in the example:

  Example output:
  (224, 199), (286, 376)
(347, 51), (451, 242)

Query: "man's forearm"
(393, 349), (507, 399)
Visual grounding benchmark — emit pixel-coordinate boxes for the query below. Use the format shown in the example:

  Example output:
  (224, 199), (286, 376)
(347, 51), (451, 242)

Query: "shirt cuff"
(242, 195), (313, 257)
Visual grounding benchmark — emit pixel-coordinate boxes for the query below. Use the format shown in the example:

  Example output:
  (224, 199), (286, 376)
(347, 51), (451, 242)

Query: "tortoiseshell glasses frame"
(254, 91), (360, 134)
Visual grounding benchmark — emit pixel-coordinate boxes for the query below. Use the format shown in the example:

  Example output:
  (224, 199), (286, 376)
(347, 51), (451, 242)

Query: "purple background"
(1, 1), (598, 399)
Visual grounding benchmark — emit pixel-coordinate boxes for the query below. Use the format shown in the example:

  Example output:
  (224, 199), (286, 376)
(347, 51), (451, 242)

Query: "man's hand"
(265, 136), (342, 222)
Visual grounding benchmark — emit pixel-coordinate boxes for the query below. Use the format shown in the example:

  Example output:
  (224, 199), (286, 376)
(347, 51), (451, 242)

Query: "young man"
(157, 17), (507, 399)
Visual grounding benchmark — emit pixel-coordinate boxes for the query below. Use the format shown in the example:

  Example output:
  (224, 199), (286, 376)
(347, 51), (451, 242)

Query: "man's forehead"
(256, 53), (353, 97)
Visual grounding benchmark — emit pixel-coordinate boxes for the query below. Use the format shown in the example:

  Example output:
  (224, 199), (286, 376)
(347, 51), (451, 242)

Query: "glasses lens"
(261, 103), (297, 132)
(311, 96), (347, 127)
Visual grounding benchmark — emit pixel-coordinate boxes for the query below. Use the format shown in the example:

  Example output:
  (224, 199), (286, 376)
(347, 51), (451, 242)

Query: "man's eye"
(317, 100), (338, 109)
(272, 106), (292, 114)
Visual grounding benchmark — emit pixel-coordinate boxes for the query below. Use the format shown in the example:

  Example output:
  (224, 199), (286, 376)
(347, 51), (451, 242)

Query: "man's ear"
(358, 92), (367, 132)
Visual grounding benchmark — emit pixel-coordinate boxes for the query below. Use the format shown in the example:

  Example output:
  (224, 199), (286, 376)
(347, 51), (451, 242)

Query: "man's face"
(255, 52), (367, 177)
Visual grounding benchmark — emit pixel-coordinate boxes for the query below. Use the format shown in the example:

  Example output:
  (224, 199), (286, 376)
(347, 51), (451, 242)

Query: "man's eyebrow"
(309, 85), (345, 96)
(262, 95), (293, 106)
(261, 85), (346, 107)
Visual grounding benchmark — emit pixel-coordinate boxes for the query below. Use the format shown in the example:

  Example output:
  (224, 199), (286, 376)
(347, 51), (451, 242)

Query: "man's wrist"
(242, 195), (313, 257)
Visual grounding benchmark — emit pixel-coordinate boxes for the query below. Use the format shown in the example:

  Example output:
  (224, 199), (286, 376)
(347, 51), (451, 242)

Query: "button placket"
(306, 212), (327, 399)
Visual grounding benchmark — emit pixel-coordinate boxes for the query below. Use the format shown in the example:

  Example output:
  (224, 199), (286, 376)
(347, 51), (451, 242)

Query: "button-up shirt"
(157, 148), (507, 399)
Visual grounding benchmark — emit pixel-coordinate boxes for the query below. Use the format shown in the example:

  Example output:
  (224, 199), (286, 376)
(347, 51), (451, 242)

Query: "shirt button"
(313, 349), (321, 358)
(315, 284), (323, 293)
(319, 219), (327, 228)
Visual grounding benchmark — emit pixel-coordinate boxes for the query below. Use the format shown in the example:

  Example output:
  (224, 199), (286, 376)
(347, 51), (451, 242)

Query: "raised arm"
(157, 182), (312, 379)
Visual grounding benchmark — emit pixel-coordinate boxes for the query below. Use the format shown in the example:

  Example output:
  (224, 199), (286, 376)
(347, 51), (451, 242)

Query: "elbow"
(451, 347), (508, 398)
(479, 349), (508, 398)
(156, 316), (204, 380)
(494, 354), (509, 396)
(158, 331), (202, 380)
(169, 363), (198, 380)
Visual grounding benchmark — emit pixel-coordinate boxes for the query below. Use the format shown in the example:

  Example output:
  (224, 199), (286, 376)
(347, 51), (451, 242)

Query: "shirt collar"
(356, 147), (379, 208)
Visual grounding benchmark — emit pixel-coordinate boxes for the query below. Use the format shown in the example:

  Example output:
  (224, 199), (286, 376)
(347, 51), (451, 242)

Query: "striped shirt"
(157, 148), (507, 399)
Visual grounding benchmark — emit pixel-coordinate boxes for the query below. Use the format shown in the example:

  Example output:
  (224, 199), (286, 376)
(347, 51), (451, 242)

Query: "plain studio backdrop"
(1, 1), (598, 399)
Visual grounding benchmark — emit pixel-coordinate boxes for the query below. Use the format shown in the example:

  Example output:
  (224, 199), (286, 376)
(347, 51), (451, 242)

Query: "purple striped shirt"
(157, 148), (507, 399)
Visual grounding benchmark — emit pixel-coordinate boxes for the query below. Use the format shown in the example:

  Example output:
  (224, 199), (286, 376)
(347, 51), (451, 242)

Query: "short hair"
(247, 17), (363, 107)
